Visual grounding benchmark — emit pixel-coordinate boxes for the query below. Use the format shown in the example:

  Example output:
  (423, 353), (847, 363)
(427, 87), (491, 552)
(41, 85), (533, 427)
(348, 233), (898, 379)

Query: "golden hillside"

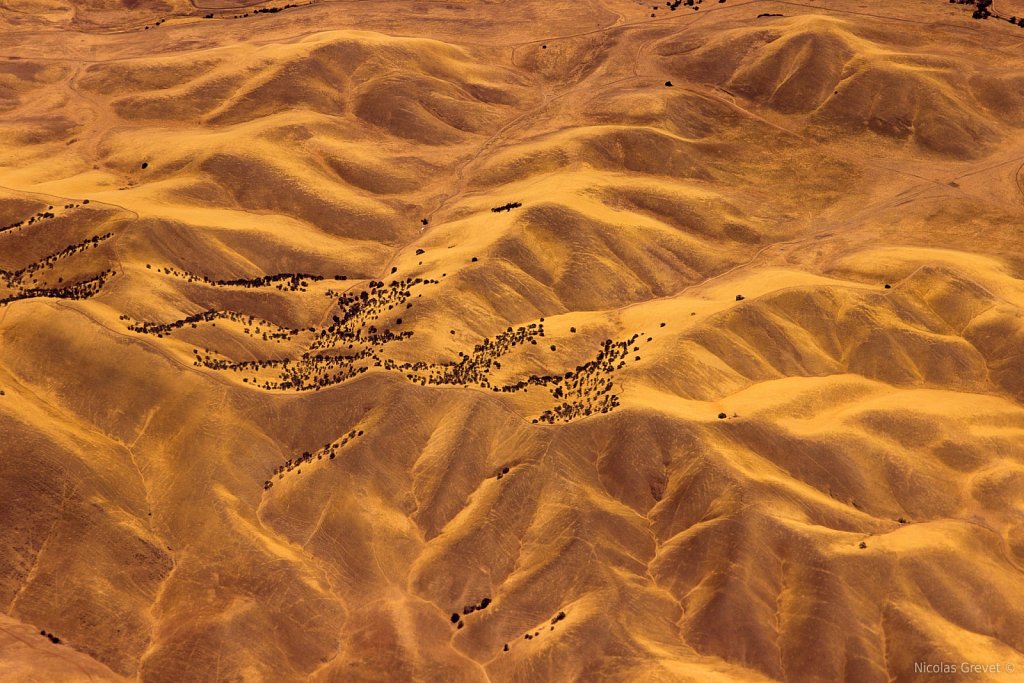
(1, 0), (1023, 680)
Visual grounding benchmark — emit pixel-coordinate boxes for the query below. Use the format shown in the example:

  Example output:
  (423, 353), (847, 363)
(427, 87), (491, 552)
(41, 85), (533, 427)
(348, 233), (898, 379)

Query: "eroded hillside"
(1, 0), (1023, 681)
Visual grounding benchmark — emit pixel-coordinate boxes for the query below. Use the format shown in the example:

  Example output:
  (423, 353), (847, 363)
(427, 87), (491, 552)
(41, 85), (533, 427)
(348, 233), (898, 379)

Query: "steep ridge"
(656, 12), (1021, 157)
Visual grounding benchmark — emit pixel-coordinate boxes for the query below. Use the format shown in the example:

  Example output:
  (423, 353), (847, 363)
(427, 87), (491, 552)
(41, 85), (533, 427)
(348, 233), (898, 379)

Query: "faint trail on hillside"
(423, 80), (550, 225)
(66, 65), (113, 174)
(606, 147), (1024, 320)
(429, 0), (932, 228)
(46, 300), (240, 391)
(6, 476), (73, 615)
(960, 518), (1024, 576)
(0, 182), (139, 296)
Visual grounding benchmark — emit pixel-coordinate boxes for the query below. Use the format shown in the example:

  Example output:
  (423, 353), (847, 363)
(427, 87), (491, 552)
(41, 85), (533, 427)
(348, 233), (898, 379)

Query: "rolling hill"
(1, 0), (1023, 680)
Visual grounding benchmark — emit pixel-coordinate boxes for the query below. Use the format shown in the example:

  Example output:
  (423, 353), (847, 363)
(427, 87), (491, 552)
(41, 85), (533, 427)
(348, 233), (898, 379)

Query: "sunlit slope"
(1, 0), (1024, 681)
(0, 613), (127, 682)
(656, 12), (1024, 157)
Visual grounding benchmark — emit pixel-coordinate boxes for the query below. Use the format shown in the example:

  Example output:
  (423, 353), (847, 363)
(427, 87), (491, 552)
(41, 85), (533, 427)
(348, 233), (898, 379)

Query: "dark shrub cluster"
(129, 309), (300, 341)
(264, 428), (365, 488)
(1, 231), (114, 307)
(535, 333), (646, 424)
(152, 265), (330, 292)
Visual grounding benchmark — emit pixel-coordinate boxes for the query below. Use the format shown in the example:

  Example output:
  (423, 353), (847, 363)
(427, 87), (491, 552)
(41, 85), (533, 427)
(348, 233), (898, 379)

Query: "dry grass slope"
(1, 0), (1023, 681)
